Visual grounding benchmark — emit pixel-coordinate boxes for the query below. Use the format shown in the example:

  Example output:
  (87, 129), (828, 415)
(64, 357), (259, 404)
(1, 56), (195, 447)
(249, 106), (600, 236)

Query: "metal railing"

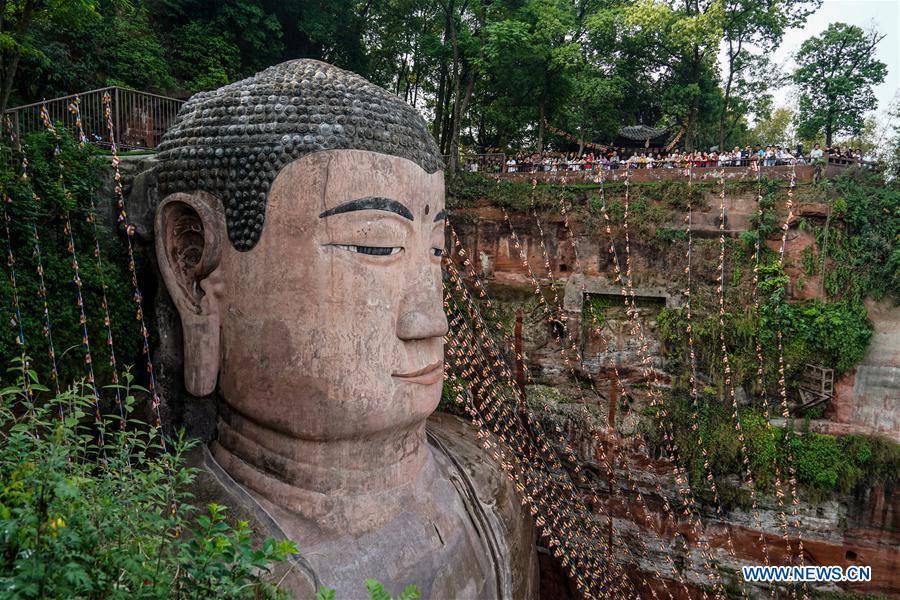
(4, 86), (185, 150)
(451, 151), (879, 175)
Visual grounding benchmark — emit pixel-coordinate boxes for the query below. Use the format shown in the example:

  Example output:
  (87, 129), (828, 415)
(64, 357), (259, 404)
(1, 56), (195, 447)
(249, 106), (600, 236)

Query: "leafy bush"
(814, 171), (900, 301)
(654, 227), (688, 244)
(649, 391), (900, 504)
(316, 580), (420, 600)
(661, 260), (873, 381)
(0, 364), (296, 599)
(788, 432), (900, 497)
(790, 432), (844, 490)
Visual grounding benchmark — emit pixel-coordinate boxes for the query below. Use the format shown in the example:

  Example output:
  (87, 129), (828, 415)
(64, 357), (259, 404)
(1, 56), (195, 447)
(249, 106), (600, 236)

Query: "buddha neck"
(211, 403), (433, 534)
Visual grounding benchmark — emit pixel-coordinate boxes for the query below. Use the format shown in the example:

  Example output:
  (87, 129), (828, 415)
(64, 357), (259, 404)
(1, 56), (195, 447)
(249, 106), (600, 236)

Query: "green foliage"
(6, 0), (820, 161)
(752, 106), (795, 149)
(654, 227), (688, 245)
(0, 365), (296, 598)
(793, 23), (888, 146)
(801, 245), (817, 276)
(0, 0), (102, 112)
(0, 130), (145, 392)
(790, 432), (900, 497)
(782, 298), (872, 373)
(365, 580), (421, 600)
(659, 260), (872, 398)
(755, 261), (872, 375)
(749, 176), (780, 239)
(446, 171), (584, 213)
(651, 391), (900, 504)
(167, 21), (242, 92)
(438, 376), (470, 417)
(316, 580), (420, 600)
(818, 171), (900, 300)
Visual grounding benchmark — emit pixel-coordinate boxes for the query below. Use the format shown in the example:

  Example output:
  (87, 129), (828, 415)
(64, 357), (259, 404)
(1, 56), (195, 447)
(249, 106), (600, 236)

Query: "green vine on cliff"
(0, 129), (146, 394)
(644, 391), (900, 505)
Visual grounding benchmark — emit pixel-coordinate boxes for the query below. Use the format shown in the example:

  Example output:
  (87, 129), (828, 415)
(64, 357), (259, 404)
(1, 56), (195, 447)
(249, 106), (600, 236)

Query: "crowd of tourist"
(465, 144), (866, 174)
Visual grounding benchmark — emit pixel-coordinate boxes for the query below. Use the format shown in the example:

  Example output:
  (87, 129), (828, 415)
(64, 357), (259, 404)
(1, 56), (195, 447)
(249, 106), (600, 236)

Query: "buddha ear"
(155, 192), (225, 396)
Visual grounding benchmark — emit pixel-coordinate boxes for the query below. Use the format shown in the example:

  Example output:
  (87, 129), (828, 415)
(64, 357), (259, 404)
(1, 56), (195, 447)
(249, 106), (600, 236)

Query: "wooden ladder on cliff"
(792, 364), (834, 415)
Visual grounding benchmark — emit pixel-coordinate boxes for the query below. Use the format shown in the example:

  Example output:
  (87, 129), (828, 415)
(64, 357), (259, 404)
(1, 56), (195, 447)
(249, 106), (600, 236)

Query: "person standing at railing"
(780, 147), (795, 165)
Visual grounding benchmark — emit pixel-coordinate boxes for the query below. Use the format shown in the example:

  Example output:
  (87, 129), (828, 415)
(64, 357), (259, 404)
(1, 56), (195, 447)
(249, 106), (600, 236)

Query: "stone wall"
(833, 299), (900, 438)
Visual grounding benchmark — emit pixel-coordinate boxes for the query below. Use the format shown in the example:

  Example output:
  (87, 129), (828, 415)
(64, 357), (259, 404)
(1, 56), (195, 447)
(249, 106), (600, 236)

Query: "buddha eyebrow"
(319, 196), (414, 221)
(433, 210), (446, 222)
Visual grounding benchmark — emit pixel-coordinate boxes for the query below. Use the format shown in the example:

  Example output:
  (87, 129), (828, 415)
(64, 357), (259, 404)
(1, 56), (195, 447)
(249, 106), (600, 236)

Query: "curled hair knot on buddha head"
(157, 59), (444, 251)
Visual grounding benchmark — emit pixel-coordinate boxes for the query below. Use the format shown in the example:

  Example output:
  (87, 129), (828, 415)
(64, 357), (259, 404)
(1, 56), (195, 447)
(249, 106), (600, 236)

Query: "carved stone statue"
(152, 60), (537, 598)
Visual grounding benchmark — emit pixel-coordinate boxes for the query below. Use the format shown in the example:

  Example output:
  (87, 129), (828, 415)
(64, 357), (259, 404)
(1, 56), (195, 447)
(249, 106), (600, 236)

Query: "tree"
(882, 94), (900, 179)
(752, 105), (794, 148)
(793, 23), (887, 147)
(717, 0), (819, 149)
(721, 53), (782, 146)
(836, 115), (878, 158)
(149, 0), (283, 95)
(623, 0), (726, 150)
(0, 0), (102, 113)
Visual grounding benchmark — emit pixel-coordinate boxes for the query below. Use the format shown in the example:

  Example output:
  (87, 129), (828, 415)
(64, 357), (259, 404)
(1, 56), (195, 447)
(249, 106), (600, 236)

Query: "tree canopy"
(3, 0), (891, 160)
(793, 22), (887, 147)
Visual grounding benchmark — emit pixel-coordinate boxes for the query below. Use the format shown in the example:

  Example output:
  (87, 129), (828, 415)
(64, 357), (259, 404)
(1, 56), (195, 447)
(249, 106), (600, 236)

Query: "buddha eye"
(332, 244), (402, 256)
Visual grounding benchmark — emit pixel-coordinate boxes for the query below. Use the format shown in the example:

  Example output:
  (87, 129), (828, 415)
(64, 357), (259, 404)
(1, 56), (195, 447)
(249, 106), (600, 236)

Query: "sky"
(731, 0), (899, 135)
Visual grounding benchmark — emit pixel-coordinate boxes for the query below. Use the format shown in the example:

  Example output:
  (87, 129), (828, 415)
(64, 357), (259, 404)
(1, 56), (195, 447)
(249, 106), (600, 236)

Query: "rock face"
(832, 299), (900, 441)
(117, 137), (896, 595)
(450, 196), (899, 441)
(449, 197), (899, 597)
(520, 400), (900, 597)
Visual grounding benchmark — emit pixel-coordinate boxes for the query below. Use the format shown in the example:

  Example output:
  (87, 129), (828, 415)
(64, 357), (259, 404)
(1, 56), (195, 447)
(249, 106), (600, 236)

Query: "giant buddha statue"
(151, 60), (537, 598)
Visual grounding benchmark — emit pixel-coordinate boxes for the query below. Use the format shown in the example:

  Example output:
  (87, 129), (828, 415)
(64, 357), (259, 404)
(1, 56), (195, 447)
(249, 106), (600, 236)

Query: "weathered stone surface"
(451, 199), (899, 596)
(143, 59), (537, 598)
(833, 298), (900, 441)
(156, 59), (442, 251)
(538, 409), (900, 597)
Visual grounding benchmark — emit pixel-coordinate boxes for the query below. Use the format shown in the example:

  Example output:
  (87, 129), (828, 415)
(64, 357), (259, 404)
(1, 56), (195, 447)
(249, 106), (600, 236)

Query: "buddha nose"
(396, 277), (448, 342)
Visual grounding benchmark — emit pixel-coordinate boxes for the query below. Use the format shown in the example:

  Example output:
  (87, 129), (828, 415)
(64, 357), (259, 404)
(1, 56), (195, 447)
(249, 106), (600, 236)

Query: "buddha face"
(156, 149), (447, 440)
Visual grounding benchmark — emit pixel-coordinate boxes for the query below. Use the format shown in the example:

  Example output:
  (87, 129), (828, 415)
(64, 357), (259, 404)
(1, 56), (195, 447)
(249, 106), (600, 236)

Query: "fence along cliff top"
(5, 87), (184, 151)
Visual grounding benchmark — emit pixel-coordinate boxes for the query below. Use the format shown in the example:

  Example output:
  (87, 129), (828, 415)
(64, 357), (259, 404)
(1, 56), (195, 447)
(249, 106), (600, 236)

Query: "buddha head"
(154, 60), (447, 449)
